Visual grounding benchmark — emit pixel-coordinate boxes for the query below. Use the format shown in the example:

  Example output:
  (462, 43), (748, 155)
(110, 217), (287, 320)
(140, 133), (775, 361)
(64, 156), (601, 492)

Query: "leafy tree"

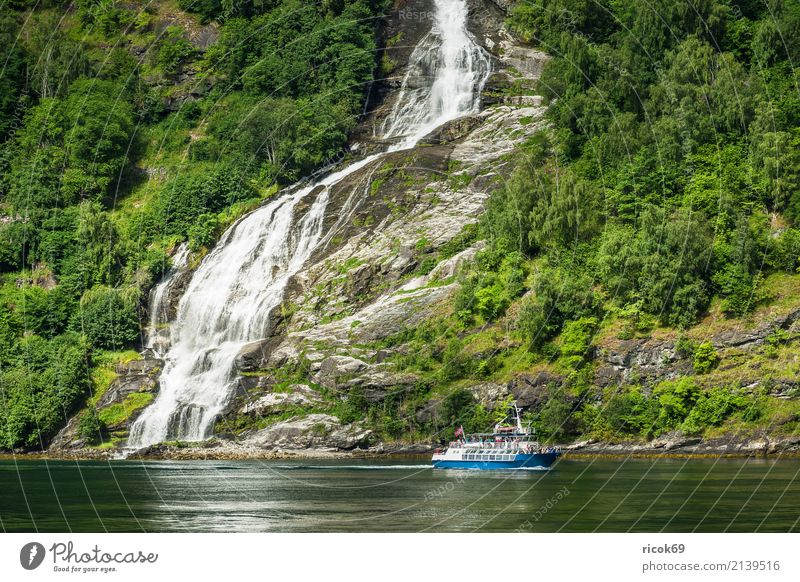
(0, 332), (91, 450)
(22, 12), (90, 99)
(517, 266), (598, 350)
(0, 8), (25, 142)
(70, 286), (139, 350)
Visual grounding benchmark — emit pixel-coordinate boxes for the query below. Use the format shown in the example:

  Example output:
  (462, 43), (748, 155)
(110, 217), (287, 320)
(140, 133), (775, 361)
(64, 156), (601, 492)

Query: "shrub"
(603, 386), (659, 437)
(155, 26), (195, 74)
(188, 213), (218, 251)
(652, 378), (701, 434)
(77, 408), (107, 445)
(693, 342), (720, 374)
(681, 387), (748, 434)
(438, 338), (471, 382)
(674, 335), (696, 358)
(535, 387), (576, 441)
(454, 251), (526, 323)
(558, 316), (598, 367)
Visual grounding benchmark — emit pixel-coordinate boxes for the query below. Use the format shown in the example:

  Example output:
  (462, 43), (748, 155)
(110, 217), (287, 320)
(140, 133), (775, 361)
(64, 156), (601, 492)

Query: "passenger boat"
(431, 405), (561, 470)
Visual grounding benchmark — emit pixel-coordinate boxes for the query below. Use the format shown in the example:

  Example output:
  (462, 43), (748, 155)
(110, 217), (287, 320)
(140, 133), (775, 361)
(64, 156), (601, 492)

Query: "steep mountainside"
(4, 0), (800, 459)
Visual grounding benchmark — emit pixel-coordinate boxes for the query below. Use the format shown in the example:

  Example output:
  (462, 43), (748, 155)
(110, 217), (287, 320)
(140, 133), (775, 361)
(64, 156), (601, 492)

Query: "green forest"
(437, 0), (800, 442)
(0, 0), (384, 449)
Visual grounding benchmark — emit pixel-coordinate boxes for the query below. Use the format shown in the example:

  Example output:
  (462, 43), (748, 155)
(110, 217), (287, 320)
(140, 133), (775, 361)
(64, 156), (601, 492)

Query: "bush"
(334, 387), (368, 424)
(681, 387), (748, 434)
(188, 214), (219, 251)
(652, 378), (701, 434)
(674, 335), (696, 358)
(454, 251), (526, 323)
(438, 338), (471, 382)
(155, 26), (195, 74)
(603, 386), (659, 437)
(693, 342), (720, 374)
(558, 316), (598, 367)
(535, 388), (575, 441)
(77, 408), (107, 445)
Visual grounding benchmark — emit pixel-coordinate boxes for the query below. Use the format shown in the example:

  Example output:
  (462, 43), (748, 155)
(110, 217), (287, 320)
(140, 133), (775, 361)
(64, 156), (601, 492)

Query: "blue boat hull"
(432, 452), (560, 470)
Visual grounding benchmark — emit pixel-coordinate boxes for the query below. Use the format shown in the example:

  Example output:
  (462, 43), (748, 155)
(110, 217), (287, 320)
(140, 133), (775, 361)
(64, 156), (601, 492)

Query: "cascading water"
(146, 243), (189, 357)
(127, 0), (490, 448)
(381, 0), (490, 147)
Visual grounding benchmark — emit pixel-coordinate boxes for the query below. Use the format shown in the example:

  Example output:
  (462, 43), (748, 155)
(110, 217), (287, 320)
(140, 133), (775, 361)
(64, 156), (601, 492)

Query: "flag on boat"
(454, 426), (464, 437)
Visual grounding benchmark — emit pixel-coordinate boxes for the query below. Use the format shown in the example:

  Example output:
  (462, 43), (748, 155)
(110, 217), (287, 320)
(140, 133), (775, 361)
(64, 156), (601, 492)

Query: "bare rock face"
(47, 415), (87, 452)
(313, 356), (370, 389)
(508, 372), (564, 409)
(468, 382), (510, 409)
(97, 358), (162, 409)
(595, 339), (692, 389)
(649, 431), (703, 451)
(239, 385), (322, 415)
(243, 414), (372, 451)
(594, 306), (800, 391)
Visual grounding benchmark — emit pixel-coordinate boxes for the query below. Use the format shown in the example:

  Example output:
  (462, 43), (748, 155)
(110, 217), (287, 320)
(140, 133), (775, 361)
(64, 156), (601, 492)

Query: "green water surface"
(1, 457), (798, 532)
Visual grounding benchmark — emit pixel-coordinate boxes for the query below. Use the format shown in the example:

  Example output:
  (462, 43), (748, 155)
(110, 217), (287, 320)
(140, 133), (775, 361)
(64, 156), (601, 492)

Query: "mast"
(513, 404), (524, 433)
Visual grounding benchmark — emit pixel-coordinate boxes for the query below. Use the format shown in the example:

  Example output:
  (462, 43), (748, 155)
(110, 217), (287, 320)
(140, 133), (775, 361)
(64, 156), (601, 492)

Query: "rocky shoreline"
(8, 432), (800, 461)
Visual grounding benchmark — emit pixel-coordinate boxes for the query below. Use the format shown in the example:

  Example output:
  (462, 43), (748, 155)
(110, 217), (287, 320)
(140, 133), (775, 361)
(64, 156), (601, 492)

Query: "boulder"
(312, 356), (370, 389)
(234, 337), (283, 372)
(243, 414), (372, 450)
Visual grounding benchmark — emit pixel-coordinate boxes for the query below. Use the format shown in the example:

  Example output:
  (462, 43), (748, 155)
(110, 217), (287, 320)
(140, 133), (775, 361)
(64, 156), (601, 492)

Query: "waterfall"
(127, 0), (490, 448)
(381, 0), (490, 147)
(146, 243), (190, 357)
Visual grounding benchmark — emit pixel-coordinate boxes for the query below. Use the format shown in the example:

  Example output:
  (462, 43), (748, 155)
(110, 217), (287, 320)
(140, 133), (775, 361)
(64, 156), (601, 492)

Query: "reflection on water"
(1, 458), (798, 532)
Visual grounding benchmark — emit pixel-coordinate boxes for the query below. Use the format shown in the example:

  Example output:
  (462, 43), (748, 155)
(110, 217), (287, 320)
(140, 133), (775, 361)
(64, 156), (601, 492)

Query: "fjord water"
(128, 0), (490, 447)
(2, 459), (799, 532)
